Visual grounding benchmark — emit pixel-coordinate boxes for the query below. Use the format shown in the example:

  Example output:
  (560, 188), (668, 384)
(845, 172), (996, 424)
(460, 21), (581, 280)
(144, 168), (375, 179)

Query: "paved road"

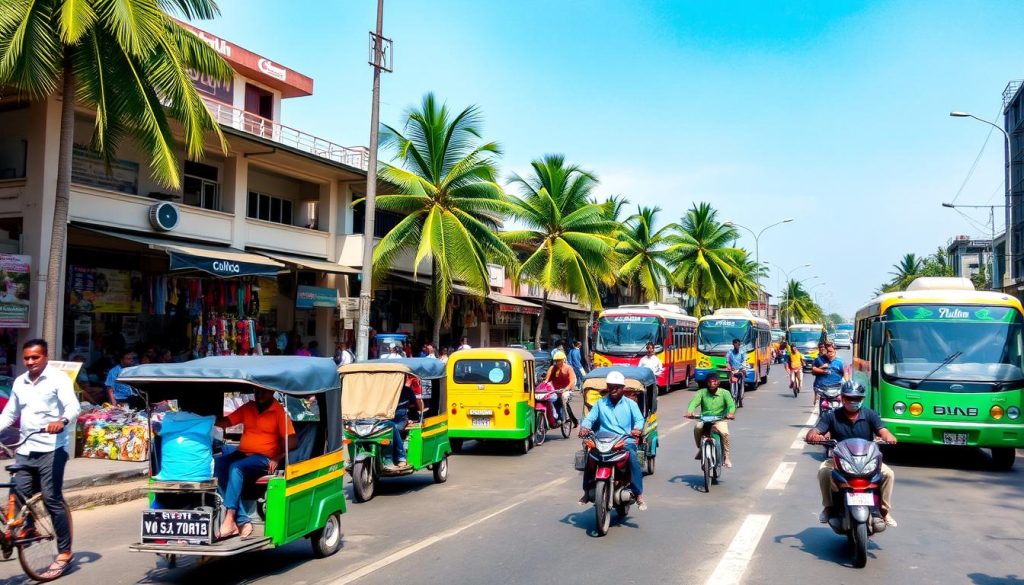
(3, 353), (1022, 585)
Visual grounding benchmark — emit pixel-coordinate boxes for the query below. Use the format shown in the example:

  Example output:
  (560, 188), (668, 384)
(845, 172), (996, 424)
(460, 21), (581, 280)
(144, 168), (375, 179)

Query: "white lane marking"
(764, 461), (797, 490)
(663, 420), (692, 436)
(790, 427), (809, 450)
(326, 476), (572, 585)
(804, 412), (818, 427)
(705, 514), (772, 585)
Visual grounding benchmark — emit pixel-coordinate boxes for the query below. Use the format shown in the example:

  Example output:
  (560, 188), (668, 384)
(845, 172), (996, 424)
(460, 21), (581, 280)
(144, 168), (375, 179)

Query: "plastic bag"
(154, 411), (215, 482)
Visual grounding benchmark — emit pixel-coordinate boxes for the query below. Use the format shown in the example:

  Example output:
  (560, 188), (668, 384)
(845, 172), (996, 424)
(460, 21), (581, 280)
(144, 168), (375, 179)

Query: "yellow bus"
(695, 308), (773, 388)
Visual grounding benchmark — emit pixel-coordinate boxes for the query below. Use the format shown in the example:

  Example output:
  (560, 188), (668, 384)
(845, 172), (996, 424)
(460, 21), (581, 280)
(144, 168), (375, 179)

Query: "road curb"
(66, 479), (148, 511)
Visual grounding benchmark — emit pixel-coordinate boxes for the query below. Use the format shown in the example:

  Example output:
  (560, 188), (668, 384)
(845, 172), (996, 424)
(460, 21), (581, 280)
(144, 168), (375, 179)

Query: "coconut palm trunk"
(41, 56), (75, 352)
(534, 289), (549, 348)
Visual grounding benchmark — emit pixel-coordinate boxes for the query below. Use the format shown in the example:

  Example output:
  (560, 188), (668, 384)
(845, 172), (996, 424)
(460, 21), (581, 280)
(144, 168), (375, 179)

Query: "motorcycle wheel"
(352, 459), (376, 503)
(851, 521), (868, 568)
(534, 412), (548, 446)
(594, 480), (612, 536)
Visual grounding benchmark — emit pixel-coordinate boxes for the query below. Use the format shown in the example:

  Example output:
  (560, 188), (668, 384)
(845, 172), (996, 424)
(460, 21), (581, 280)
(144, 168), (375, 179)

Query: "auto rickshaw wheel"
(311, 512), (343, 558)
(352, 459), (376, 502)
(432, 455), (449, 483)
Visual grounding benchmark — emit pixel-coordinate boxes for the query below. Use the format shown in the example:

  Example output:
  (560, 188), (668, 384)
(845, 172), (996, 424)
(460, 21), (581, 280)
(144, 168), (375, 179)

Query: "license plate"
(141, 510), (213, 544)
(846, 492), (875, 507)
(468, 409), (493, 416)
(471, 416), (491, 428)
(942, 432), (969, 446)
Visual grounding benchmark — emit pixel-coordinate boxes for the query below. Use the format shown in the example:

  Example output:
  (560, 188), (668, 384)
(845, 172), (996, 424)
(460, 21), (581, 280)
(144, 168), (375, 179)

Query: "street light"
(767, 262), (810, 327)
(950, 111), (1012, 290)
(725, 218), (794, 319)
(941, 201), (998, 291)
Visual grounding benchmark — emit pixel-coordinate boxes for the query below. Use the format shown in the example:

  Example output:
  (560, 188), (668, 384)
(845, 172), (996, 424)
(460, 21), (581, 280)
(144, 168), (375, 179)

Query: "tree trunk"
(430, 258), (441, 349)
(41, 57), (75, 355)
(534, 289), (549, 349)
(584, 309), (594, 367)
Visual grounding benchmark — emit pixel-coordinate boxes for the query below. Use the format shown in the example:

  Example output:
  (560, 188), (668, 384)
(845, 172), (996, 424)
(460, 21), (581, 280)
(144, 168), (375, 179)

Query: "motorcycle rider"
(578, 371), (646, 510)
(811, 342), (844, 407)
(805, 381), (898, 527)
(686, 375), (736, 467)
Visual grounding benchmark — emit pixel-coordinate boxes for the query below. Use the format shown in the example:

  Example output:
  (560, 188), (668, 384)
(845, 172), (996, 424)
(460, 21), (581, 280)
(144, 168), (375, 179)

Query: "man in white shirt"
(335, 342), (354, 366)
(0, 339), (80, 579)
(457, 336), (472, 351)
(638, 342), (664, 377)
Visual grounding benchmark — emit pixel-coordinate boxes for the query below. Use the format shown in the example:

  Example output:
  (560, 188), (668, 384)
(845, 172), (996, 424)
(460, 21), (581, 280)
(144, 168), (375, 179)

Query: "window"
(247, 190), (294, 225)
(452, 360), (512, 384)
(183, 161), (220, 210)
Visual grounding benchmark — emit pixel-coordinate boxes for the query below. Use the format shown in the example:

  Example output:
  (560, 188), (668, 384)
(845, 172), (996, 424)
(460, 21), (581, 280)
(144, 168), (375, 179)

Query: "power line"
(951, 105), (1004, 204)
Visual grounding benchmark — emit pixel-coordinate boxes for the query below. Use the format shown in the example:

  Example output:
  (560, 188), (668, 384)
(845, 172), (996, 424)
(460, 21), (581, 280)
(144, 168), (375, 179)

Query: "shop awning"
(489, 292), (542, 315)
(254, 251), (359, 275)
(83, 229), (284, 278)
(543, 298), (592, 317)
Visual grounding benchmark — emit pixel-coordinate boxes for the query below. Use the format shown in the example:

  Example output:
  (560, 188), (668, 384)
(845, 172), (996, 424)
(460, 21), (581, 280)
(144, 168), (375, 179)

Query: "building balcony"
(202, 97), (369, 171)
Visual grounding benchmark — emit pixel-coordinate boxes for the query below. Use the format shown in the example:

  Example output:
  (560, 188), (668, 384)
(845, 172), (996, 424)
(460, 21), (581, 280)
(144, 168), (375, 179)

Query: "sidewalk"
(62, 457), (150, 510)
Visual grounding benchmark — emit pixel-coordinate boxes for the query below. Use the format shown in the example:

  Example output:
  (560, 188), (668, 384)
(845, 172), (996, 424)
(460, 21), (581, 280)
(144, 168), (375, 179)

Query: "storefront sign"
(72, 145), (139, 194)
(188, 69), (234, 103)
(257, 58), (287, 81)
(296, 285), (337, 309)
(169, 251), (279, 278)
(487, 264), (505, 288)
(498, 303), (541, 316)
(69, 266), (139, 314)
(257, 278), (277, 313)
(0, 254), (30, 328)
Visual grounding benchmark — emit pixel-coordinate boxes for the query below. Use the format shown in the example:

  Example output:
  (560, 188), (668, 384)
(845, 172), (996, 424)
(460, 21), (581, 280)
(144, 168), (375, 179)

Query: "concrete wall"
(0, 106), (30, 178)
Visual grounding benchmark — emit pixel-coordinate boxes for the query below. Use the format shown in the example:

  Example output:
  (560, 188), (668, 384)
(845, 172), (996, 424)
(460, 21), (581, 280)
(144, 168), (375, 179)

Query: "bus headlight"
(893, 402), (907, 415)
(991, 405), (1004, 420)
(909, 403), (923, 416)
(1007, 406), (1021, 420)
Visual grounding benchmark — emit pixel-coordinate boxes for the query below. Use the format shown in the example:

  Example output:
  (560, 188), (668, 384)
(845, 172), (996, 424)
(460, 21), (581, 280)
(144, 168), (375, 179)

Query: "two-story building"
(0, 23), (379, 370)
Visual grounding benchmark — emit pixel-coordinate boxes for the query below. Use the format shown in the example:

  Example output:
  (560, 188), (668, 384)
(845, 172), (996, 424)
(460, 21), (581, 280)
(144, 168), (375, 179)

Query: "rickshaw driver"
(385, 374), (425, 471)
(578, 371), (647, 510)
(214, 387), (296, 539)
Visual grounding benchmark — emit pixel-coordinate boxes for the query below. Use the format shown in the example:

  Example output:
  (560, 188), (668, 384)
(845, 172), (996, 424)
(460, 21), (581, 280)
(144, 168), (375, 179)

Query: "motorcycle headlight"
(838, 458), (857, 474)
(861, 458), (878, 475)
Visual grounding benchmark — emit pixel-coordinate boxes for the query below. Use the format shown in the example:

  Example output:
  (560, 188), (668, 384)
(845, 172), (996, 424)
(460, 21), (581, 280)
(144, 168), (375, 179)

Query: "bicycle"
(789, 368), (801, 398)
(1, 429), (73, 582)
(690, 414), (728, 493)
(729, 368), (746, 408)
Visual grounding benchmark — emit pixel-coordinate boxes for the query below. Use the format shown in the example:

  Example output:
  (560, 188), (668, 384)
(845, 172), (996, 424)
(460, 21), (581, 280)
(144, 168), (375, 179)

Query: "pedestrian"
(420, 343), (437, 359)
(105, 350), (144, 409)
(438, 347), (450, 364)
(551, 339), (566, 359)
(0, 339), (80, 580)
(335, 342), (354, 366)
(568, 340), (587, 389)
(457, 337), (472, 351)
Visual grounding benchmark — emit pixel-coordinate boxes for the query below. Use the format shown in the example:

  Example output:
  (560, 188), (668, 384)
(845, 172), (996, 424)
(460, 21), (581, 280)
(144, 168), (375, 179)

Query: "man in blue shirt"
(578, 371), (647, 510)
(567, 340), (586, 389)
(104, 350), (142, 408)
(726, 338), (747, 385)
(811, 342), (845, 400)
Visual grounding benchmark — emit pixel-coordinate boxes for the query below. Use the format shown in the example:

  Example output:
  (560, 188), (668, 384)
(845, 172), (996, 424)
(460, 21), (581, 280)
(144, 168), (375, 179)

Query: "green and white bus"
(852, 277), (1024, 470)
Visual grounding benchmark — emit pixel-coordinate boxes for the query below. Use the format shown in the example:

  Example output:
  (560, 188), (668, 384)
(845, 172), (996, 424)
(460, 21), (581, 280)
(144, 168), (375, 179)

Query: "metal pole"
(356, 0), (386, 361)
(991, 206), (998, 291)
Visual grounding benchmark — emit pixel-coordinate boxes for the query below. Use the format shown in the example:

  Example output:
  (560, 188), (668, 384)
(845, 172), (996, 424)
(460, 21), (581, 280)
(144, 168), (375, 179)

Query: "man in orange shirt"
(215, 388), (296, 539)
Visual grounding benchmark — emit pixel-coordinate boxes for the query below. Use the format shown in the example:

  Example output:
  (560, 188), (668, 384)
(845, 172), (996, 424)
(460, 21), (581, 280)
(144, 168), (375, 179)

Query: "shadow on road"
(137, 540), (315, 584)
(559, 509), (638, 537)
(967, 573), (1024, 585)
(450, 440), (531, 457)
(1, 550), (102, 585)
(773, 526), (882, 567)
(667, 473), (708, 492)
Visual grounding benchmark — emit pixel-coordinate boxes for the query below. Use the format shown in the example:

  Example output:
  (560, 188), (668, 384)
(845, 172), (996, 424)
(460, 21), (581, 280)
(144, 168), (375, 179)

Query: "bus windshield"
(698, 319), (752, 353)
(596, 316), (662, 356)
(881, 304), (1024, 389)
(788, 329), (823, 345)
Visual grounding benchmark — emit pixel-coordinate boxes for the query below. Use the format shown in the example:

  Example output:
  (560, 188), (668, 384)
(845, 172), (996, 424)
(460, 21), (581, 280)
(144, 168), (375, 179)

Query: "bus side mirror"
(870, 322), (884, 349)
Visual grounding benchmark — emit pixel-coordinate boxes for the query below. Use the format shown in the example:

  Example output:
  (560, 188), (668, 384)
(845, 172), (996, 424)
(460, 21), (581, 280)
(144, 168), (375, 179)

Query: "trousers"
(14, 448), (72, 552)
(693, 421), (731, 459)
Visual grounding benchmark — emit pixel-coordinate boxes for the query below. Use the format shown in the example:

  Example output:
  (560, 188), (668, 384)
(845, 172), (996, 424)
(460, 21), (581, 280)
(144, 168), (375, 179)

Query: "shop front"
(487, 293), (542, 348)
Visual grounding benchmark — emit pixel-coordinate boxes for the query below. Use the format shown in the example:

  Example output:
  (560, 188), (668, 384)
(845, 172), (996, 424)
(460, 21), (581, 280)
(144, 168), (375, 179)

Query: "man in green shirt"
(687, 375), (737, 467)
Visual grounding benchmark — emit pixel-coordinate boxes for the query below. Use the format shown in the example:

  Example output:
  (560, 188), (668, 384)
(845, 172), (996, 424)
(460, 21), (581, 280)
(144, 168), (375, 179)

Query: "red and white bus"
(593, 303), (698, 391)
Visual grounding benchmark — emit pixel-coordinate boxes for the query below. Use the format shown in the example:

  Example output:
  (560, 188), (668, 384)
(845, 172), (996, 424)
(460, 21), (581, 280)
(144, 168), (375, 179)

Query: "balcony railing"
(202, 97), (369, 171)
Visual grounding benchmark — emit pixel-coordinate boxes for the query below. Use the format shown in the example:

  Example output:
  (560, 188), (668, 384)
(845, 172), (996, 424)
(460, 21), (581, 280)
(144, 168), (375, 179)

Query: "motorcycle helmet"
(840, 380), (866, 398)
(552, 350), (567, 361)
(606, 371), (626, 386)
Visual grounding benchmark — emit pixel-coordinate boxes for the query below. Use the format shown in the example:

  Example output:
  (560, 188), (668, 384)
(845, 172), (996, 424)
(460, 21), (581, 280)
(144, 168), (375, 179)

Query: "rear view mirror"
(870, 322), (884, 349)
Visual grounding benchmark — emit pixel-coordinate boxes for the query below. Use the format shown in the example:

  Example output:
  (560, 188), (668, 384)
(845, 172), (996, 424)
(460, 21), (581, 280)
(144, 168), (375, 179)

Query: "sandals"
(40, 557), (71, 580)
(239, 522), (255, 540)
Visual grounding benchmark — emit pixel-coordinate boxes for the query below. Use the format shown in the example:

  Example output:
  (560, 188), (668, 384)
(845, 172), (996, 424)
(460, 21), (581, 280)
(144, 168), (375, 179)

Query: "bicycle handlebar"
(0, 429), (48, 456)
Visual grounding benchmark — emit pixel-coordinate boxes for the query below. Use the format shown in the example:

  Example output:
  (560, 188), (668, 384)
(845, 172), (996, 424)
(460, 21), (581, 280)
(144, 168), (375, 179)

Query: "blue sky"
(202, 0), (1022, 316)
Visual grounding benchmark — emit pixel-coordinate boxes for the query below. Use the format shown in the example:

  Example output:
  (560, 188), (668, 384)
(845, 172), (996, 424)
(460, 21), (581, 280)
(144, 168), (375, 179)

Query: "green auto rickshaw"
(121, 356), (346, 564)
(340, 358), (451, 502)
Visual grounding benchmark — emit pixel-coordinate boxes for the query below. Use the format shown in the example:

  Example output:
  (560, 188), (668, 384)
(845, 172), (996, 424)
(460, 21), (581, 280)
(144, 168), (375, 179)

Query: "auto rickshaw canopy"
(582, 366), (656, 392)
(118, 356), (341, 395)
(339, 358), (446, 420)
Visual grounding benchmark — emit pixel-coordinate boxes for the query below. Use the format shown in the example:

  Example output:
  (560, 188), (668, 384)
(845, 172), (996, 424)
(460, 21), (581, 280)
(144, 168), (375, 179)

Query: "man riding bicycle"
(578, 371), (646, 510)
(811, 342), (844, 407)
(686, 375), (736, 467)
(786, 344), (803, 390)
(726, 338), (747, 402)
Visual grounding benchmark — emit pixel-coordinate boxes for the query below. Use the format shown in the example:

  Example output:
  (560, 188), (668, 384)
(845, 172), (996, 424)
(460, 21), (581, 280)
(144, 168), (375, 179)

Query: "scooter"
(534, 383), (575, 445)
(809, 438), (889, 568)
(580, 431), (636, 536)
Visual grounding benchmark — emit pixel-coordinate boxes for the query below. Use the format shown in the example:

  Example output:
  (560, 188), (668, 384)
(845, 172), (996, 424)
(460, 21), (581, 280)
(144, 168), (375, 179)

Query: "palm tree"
(780, 279), (823, 326)
(617, 206), (674, 303)
(726, 250), (767, 307)
(369, 94), (517, 348)
(503, 154), (619, 346)
(665, 202), (744, 317)
(592, 194), (630, 222)
(885, 253), (924, 292)
(0, 0), (231, 349)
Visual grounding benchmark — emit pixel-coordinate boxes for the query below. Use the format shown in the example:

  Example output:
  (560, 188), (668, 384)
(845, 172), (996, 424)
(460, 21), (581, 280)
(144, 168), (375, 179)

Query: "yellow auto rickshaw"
(446, 348), (536, 454)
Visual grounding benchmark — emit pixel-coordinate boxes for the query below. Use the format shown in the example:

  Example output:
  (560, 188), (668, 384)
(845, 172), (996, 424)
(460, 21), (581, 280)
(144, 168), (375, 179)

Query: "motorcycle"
(534, 382), (575, 445)
(809, 438), (890, 568)
(580, 431), (636, 536)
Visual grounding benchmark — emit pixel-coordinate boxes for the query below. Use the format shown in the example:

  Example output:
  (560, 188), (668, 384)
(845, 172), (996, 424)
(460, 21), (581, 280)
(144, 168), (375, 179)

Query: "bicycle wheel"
(702, 443), (712, 493)
(17, 496), (71, 582)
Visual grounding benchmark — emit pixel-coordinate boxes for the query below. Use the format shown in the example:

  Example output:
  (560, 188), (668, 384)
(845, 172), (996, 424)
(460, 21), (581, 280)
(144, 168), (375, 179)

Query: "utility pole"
(356, 0), (392, 361)
(942, 202), (999, 291)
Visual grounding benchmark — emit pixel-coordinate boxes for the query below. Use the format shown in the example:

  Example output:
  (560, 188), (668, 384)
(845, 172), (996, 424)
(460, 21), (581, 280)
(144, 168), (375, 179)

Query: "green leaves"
(0, 0), (230, 189)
